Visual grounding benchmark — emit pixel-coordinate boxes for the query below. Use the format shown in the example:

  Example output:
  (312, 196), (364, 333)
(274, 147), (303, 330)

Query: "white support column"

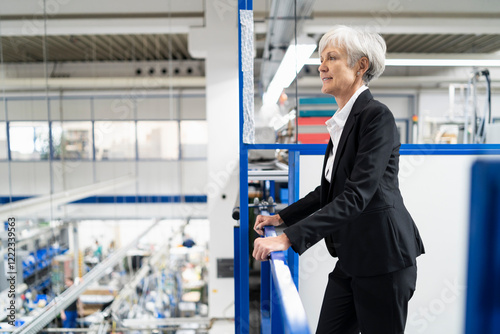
(189, 1), (240, 319)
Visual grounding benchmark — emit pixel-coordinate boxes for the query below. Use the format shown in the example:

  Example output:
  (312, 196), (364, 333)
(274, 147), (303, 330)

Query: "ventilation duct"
(260, 0), (316, 92)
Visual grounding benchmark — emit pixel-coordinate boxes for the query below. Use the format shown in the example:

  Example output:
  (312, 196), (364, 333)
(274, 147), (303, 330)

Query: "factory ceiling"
(1, 0), (500, 87)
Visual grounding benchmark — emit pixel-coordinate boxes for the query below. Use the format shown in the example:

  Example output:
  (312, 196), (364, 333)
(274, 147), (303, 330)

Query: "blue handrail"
(261, 224), (311, 334)
(243, 143), (500, 155)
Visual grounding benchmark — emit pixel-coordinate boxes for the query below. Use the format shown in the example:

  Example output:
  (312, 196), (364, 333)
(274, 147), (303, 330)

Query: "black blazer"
(280, 90), (425, 277)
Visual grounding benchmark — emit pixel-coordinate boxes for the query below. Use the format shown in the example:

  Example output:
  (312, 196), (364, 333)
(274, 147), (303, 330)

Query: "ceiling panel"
(0, 34), (192, 63)
(382, 34), (500, 54)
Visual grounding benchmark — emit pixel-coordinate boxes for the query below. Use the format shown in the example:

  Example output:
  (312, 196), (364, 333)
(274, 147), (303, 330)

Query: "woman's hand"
(253, 214), (284, 236)
(253, 233), (292, 261)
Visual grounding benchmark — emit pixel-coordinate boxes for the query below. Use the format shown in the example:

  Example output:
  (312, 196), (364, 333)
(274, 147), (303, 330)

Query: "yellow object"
(78, 251), (84, 277)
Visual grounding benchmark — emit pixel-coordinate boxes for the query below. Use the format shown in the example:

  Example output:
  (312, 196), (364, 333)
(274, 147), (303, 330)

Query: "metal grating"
(3, 32), (500, 65)
(0, 33), (192, 63)
(382, 33), (500, 54)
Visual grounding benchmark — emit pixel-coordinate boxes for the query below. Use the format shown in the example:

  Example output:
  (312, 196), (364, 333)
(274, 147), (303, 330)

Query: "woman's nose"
(318, 61), (326, 72)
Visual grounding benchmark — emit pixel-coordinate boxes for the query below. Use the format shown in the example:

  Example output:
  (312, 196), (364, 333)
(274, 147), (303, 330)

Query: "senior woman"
(253, 25), (425, 334)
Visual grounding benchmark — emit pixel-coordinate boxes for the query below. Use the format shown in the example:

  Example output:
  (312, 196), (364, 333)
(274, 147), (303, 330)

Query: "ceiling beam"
(0, 76), (206, 91)
(307, 53), (500, 64)
(303, 17), (500, 35)
(0, 17), (203, 36)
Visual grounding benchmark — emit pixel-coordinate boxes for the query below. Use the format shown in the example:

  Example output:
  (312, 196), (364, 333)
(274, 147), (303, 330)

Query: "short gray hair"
(319, 25), (386, 84)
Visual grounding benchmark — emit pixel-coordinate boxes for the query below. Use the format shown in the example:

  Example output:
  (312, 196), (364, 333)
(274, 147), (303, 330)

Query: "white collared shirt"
(324, 85), (368, 182)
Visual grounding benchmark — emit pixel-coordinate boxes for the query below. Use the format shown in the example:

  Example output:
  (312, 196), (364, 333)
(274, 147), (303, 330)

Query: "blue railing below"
(260, 225), (311, 334)
(465, 160), (500, 334)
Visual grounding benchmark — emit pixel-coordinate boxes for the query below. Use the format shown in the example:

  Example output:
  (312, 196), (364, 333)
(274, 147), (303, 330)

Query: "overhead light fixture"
(263, 38), (316, 105)
(305, 58), (500, 67)
(386, 59), (500, 67)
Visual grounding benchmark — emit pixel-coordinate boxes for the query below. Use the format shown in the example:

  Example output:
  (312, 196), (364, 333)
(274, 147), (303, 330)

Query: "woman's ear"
(358, 57), (369, 75)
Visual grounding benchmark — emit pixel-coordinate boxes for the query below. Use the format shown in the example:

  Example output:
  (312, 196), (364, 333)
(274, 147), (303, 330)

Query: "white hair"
(318, 25), (386, 84)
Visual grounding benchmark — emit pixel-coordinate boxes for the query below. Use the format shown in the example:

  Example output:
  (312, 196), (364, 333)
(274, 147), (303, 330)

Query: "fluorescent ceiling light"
(263, 40), (316, 105)
(305, 58), (500, 67)
(386, 59), (500, 66)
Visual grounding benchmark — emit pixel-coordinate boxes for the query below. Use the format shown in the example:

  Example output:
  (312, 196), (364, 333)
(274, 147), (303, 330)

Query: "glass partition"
(51, 121), (93, 159)
(0, 122), (7, 160)
(9, 121), (50, 160)
(0, 3), (209, 331)
(252, 3), (498, 146)
(137, 121), (179, 160)
(180, 120), (207, 158)
(94, 121), (136, 160)
(253, 2), (318, 145)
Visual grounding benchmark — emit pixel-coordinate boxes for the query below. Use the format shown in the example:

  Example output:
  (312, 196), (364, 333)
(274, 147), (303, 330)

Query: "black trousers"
(316, 262), (417, 334)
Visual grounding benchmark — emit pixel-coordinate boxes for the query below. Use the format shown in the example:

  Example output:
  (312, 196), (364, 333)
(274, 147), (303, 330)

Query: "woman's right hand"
(254, 214), (284, 236)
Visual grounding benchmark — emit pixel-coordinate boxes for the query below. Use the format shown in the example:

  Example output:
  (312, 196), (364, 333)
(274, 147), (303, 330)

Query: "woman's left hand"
(252, 233), (292, 261)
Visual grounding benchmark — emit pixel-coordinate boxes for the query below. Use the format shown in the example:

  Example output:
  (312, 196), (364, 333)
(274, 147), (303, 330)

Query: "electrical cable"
(482, 69), (491, 124)
(471, 69), (492, 143)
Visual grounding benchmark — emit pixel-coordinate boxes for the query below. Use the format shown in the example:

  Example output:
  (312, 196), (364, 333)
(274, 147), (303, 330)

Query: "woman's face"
(319, 45), (358, 98)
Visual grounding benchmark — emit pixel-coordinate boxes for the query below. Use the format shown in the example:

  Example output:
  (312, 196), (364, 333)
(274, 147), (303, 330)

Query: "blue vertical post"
(237, 0), (252, 333)
(268, 180), (275, 202)
(287, 150), (300, 288)
(237, 150), (249, 334)
(260, 260), (271, 333)
(234, 226), (241, 333)
(465, 161), (500, 334)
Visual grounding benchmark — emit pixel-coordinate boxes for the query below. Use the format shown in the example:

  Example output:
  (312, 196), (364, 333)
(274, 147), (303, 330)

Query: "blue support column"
(237, 1), (252, 333)
(268, 180), (275, 203)
(234, 226), (241, 333)
(260, 260), (271, 333)
(237, 149), (250, 334)
(287, 150), (301, 288)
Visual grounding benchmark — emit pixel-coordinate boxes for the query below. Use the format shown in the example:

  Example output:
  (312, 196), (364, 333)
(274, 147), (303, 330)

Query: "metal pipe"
(260, 0), (316, 90)
(120, 317), (211, 327)
(36, 328), (210, 333)
(248, 170), (288, 181)
(0, 329), (210, 333)
(0, 77), (206, 91)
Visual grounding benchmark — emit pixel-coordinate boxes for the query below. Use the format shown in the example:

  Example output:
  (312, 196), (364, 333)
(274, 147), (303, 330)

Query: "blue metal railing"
(465, 160), (500, 334)
(260, 224), (311, 334)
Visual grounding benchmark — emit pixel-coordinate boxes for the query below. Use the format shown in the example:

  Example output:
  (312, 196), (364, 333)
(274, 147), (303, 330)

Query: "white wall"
(297, 153), (497, 333)
(297, 155), (336, 332)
